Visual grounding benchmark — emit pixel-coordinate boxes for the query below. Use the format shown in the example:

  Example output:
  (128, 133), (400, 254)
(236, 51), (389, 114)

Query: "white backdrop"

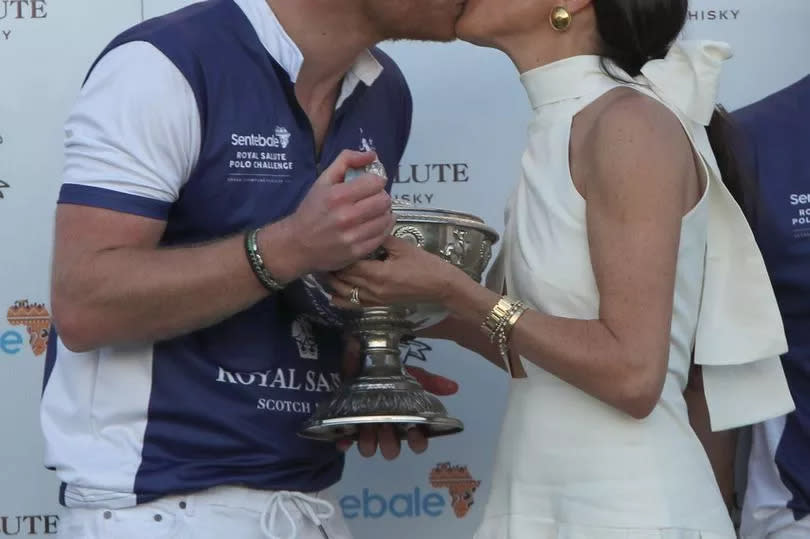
(1, 1), (808, 536)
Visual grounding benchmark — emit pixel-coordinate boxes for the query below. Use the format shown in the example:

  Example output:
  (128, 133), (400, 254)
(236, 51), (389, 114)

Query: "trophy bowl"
(284, 203), (499, 442)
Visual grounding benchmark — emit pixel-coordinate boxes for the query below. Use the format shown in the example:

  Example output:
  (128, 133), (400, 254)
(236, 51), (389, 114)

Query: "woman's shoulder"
(585, 86), (687, 146)
(570, 85), (697, 205)
(574, 86), (693, 171)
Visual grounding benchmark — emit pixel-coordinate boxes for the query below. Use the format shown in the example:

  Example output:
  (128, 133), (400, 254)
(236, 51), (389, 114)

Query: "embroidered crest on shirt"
(274, 126), (291, 149)
(358, 129), (387, 179)
(359, 128), (375, 153)
(291, 316), (319, 360)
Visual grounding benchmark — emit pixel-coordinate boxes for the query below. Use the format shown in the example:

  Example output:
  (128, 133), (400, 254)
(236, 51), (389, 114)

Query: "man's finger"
(406, 427), (428, 454)
(330, 173), (386, 204)
(378, 424), (401, 461)
(357, 425), (377, 458)
(320, 150), (377, 186)
(333, 260), (380, 282)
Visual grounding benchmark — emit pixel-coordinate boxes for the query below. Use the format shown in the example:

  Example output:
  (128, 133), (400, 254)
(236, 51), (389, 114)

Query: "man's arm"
(52, 44), (393, 352)
(53, 150), (390, 352)
(53, 206), (282, 351)
(685, 366), (739, 514)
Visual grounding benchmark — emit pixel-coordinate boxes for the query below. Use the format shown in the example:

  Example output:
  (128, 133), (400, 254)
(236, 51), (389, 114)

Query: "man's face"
(364, 0), (467, 42)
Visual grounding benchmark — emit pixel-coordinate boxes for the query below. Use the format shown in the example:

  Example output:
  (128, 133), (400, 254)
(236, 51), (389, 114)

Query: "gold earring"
(549, 6), (572, 32)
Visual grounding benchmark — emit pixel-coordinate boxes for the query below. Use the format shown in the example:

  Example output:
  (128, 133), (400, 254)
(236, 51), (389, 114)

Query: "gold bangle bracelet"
(481, 297), (515, 341)
(480, 296), (528, 377)
(482, 296), (528, 355)
(503, 302), (528, 341)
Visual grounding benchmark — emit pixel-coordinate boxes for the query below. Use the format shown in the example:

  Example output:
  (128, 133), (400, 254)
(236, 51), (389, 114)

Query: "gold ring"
(349, 287), (361, 305)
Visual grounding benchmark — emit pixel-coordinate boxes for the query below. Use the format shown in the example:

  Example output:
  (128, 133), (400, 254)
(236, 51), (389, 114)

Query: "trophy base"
(299, 414), (463, 442)
(298, 373), (464, 442)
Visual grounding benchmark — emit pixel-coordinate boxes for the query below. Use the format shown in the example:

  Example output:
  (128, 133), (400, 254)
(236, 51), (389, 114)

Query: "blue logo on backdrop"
(340, 463), (481, 520)
(340, 487), (445, 519)
(0, 329), (24, 355)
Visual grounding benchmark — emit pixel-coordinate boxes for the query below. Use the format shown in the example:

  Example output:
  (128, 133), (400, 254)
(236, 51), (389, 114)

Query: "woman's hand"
(327, 236), (466, 308)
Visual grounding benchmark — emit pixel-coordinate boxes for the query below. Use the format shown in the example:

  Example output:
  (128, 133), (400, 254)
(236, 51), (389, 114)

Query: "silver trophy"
(284, 161), (498, 442)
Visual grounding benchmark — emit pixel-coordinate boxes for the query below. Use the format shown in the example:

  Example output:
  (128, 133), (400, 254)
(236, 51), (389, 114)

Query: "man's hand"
(338, 342), (459, 460)
(269, 150), (395, 281)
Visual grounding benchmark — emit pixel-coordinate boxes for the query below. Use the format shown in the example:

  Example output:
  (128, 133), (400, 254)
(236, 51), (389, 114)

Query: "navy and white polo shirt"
(736, 75), (810, 535)
(41, 0), (412, 509)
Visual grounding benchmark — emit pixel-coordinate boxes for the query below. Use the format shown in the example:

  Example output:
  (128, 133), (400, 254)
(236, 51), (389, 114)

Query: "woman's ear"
(566, 0), (593, 16)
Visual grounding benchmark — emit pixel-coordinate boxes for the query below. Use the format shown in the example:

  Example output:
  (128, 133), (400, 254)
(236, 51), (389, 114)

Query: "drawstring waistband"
(260, 490), (335, 539)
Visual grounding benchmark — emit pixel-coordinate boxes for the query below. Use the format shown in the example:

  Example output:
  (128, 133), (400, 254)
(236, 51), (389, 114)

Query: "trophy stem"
(355, 322), (411, 377)
(298, 309), (463, 442)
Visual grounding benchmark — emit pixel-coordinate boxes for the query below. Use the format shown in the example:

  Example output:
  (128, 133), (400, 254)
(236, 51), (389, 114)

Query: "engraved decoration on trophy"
(392, 225), (426, 248)
(283, 155), (499, 442)
(440, 229), (469, 265)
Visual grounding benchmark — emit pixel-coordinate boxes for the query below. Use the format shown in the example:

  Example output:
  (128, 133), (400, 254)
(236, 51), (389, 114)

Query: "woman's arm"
(432, 92), (694, 417)
(331, 91), (699, 418)
(417, 316), (506, 371)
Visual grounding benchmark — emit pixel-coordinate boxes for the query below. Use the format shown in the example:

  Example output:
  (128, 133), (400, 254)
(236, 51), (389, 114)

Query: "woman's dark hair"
(592, 0), (757, 225)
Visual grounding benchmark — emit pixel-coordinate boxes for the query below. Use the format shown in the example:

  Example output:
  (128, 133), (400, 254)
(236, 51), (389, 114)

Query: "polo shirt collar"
(233, 0), (383, 107)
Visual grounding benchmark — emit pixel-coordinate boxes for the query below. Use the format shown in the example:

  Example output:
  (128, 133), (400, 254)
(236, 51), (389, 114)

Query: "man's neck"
(267, 0), (380, 108)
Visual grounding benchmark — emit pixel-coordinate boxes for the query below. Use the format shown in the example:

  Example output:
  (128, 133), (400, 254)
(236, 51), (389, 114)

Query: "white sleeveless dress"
(475, 42), (795, 539)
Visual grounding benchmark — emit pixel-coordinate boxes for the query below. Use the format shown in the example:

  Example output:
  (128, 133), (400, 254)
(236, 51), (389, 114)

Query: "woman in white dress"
(330, 1), (794, 537)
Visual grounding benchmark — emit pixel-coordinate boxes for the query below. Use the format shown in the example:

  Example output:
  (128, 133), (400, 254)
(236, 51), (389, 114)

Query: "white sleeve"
(60, 41), (201, 219)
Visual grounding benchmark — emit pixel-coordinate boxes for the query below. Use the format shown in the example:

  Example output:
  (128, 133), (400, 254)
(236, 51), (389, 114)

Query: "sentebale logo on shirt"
(231, 126), (291, 150)
(790, 193), (810, 206)
(789, 193), (810, 239)
(228, 127), (295, 179)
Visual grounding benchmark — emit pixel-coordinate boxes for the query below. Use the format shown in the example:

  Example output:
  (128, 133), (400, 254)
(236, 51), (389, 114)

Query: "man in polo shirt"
(41, 0), (464, 537)
(735, 75), (810, 539)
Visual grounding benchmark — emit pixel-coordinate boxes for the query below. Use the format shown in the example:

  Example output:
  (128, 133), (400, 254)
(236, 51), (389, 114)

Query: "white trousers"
(740, 508), (810, 539)
(763, 516), (810, 539)
(58, 485), (353, 539)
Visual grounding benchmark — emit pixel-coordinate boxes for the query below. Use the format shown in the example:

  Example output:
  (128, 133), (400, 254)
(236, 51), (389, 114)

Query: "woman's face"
(455, 0), (553, 48)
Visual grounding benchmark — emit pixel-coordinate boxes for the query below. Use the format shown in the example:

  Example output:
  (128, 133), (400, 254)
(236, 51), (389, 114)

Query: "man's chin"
(453, 26), (471, 45)
(434, 29), (460, 43)
(400, 25), (458, 43)
(454, 17), (485, 47)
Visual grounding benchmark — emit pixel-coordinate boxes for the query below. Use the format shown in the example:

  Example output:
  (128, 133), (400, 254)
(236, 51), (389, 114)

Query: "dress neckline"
(520, 55), (608, 110)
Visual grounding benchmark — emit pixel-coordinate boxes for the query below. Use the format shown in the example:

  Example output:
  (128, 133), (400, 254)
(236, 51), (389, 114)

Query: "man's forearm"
(52, 219), (301, 352)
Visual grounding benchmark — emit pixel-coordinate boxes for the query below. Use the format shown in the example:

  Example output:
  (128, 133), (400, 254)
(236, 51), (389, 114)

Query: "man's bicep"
(61, 41), (201, 217)
(54, 204), (167, 259)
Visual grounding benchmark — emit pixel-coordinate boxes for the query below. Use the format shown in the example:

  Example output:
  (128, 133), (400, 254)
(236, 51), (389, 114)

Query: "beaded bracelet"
(244, 228), (286, 293)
